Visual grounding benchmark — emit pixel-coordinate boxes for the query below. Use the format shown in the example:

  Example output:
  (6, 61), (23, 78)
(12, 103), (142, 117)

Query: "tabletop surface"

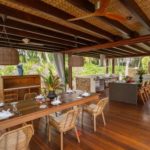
(0, 92), (99, 129)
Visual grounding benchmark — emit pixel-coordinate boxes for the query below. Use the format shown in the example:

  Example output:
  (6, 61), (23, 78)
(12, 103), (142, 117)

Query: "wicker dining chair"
(143, 86), (150, 100)
(24, 92), (37, 101)
(82, 97), (109, 132)
(48, 108), (80, 150)
(0, 124), (34, 150)
(139, 89), (148, 104)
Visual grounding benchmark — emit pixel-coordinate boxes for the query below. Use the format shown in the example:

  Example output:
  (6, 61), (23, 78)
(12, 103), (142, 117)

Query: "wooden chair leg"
(102, 112), (106, 126)
(82, 111), (84, 127)
(74, 127), (80, 143)
(60, 132), (63, 150)
(93, 115), (96, 132)
(48, 125), (51, 142)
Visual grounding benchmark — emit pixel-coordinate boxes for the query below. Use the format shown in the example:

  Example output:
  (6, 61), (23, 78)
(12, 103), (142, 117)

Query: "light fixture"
(71, 55), (84, 67)
(0, 15), (19, 65)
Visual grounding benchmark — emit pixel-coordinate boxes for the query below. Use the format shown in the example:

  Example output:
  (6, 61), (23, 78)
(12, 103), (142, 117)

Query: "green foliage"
(79, 63), (104, 76)
(137, 68), (146, 75)
(142, 56), (150, 70)
(0, 66), (16, 76)
(76, 62), (126, 76)
(42, 68), (63, 91)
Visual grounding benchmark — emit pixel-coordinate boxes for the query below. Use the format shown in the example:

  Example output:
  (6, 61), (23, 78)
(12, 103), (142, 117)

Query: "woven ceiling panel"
(0, 0), (106, 39)
(135, 0), (150, 20)
(42, 0), (121, 35)
(42, 0), (146, 35)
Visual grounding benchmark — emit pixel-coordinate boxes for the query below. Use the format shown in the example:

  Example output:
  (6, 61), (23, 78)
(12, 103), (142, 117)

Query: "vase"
(139, 75), (143, 83)
(47, 91), (57, 100)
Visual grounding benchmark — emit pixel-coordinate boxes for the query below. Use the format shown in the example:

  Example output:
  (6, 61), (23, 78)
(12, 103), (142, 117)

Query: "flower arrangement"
(137, 68), (146, 83)
(137, 69), (146, 76)
(42, 68), (64, 91)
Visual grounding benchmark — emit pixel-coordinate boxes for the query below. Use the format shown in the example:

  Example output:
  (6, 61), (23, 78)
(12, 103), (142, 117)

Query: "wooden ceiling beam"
(117, 46), (142, 54)
(0, 33), (68, 49)
(0, 5), (103, 43)
(87, 50), (121, 56)
(0, 41), (61, 52)
(130, 45), (150, 53)
(0, 44), (56, 53)
(64, 34), (150, 53)
(0, 26), (78, 48)
(0, 38), (65, 50)
(66, 0), (138, 37)
(0, 18), (94, 46)
(120, 0), (150, 29)
(0, 4), (110, 43)
(102, 48), (131, 55)
(14, 0), (118, 41)
(108, 53), (150, 58)
(79, 52), (120, 59)
(107, 47), (136, 55)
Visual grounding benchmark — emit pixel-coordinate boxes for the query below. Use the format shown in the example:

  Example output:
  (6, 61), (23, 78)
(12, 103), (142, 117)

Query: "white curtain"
(53, 53), (65, 85)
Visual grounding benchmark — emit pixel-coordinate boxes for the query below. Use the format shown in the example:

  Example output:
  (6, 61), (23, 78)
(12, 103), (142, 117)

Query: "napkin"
(51, 99), (62, 105)
(77, 96), (82, 99)
(35, 94), (45, 99)
(0, 109), (14, 120)
(39, 104), (47, 109)
(66, 88), (73, 93)
(0, 102), (4, 107)
(82, 92), (90, 97)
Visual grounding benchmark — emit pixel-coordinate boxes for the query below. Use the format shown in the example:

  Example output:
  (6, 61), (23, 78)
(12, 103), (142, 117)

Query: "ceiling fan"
(20, 38), (44, 46)
(68, 0), (127, 22)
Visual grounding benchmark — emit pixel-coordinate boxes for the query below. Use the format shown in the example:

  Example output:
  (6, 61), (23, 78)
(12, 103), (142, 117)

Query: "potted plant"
(42, 68), (64, 100)
(137, 68), (146, 83)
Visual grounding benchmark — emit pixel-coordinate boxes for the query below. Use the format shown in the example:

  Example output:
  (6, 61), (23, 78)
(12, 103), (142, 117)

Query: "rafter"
(0, 41), (61, 52)
(64, 35), (150, 53)
(0, 4), (104, 43)
(0, 26), (80, 48)
(14, 0), (118, 41)
(0, 18), (96, 46)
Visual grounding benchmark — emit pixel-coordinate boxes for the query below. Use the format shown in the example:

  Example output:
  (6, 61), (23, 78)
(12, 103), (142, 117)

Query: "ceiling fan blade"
(68, 13), (97, 21)
(104, 12), (127, 22)
(68, 0), (111, 21)
(29, 42), (44, 46)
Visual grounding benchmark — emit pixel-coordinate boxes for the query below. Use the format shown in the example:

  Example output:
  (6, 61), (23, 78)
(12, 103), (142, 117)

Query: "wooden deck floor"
(30, 101), (150, 150)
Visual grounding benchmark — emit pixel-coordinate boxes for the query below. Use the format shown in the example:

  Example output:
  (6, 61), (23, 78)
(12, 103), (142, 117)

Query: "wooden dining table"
(0, 93), (100, 130)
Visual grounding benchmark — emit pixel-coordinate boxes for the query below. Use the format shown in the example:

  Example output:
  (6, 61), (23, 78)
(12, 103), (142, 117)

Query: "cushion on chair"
(84, 104), (99, 113)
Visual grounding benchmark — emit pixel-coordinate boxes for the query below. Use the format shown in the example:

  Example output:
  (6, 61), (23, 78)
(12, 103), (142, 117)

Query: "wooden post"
(112, 58), (115, 74)
(106, 58), (109, 74)
(68, 54), (73, 89)
(62, 53), (66, 91)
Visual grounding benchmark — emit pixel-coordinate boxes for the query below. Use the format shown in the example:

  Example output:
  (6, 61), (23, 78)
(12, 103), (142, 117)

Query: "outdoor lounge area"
(0, 0), (150, 150)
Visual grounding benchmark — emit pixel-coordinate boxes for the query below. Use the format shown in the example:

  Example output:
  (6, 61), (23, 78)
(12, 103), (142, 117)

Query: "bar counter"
(109, 81), (139, 104)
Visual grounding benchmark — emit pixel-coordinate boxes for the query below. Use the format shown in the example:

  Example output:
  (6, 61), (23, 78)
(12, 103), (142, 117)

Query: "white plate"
(51, 101), (62, 105)
(39, 104), (47, 109)
(77, 96), (82, 99)
(82, 93), (90, 97)
(0, 102), (4, 107)
(0, 113), (14, 120)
